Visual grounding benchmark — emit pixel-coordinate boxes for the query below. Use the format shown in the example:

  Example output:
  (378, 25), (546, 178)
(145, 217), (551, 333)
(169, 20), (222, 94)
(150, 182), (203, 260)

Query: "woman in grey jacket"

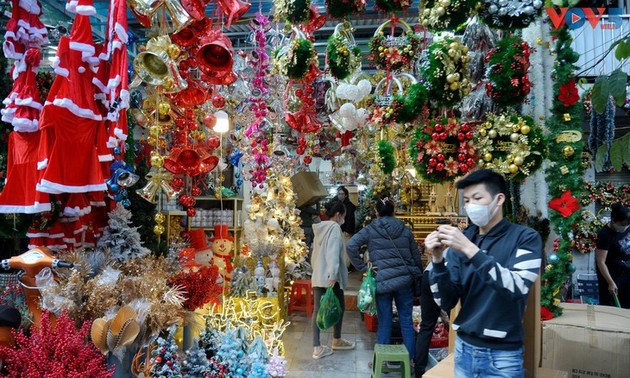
(347, 197), (423, 359)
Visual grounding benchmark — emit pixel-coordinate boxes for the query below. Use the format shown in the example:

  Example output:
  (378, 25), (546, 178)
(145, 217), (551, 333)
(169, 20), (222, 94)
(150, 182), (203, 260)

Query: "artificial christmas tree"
(150, 327), (183, 378)
(97, 202), (150, 260)
(181, 342), (210, 378)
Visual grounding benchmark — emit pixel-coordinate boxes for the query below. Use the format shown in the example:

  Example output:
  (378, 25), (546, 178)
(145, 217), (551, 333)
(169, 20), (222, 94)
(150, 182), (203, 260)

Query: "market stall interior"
(0, 0), (629, 377)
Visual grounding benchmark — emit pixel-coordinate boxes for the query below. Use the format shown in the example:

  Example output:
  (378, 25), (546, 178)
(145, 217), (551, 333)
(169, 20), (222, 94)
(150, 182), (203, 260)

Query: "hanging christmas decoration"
(390, 82), (429, 124)
(420, 37), (471, 108)
(419, 0), (475, 32)
(409, 116), (477, 183)
(571, 209), (605, 254)
(485, 36), (532, 108)
(375, 0), (411, 13)
(325, 0), (366, 19)
(478, 0), (544, 30)
(274, 0), (311, 24)
(581, 181), (630, 208)
(475, 113), (545, 181)
(273, 36), (318, 81)
(327, 22), (362, 80)
(368, 19), (421, 72)
(377, 140), (395, 174)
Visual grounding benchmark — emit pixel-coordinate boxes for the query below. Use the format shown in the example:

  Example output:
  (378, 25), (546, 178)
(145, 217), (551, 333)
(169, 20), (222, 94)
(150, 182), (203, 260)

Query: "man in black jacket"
(425, 169), (542, 378)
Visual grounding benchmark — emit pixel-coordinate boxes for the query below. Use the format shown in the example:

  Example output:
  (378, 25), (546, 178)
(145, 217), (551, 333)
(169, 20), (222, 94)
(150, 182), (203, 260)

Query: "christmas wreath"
(325, 0), (365, 19)
(419, 0), (475, 32)
(274, 37), (318, 80)
(368, 19), (421, 72)
(419, 37), (471, 108)
(375, 0), (411, 13)
(409, 116), (477, 183)
(274, 0), (311, 23)
(485, 36), (532, 108)
(389, 82), (429, 124)
(327, 23), (362, 80)
(377, 139), (396, 174)
(581, 181), (630, 208)
(476, 112), (546, 181)
(572, 209), (604, 254)
(479, 0), (544, 30)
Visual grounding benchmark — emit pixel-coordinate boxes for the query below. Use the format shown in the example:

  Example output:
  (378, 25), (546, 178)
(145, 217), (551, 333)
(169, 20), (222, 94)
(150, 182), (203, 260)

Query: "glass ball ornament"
(155, 212), (166, 223)
(562, 145), (575, 158)
(548, 253), (559, 264)
(122, 198), (131, 207)
(212, 95), (226, 109)
(567, 263), (576, 273)
(158, 102), (171, 115)
(203, 113), (217, 128)
(153, 224), (165, 235)
(108, 182), (121, 194)
(187, 207), (196, 217)
(113, 146), (121, 155)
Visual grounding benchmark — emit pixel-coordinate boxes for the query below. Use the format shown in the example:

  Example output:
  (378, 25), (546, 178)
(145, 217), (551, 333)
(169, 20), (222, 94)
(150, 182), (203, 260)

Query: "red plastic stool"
(288, 279), (313, 317)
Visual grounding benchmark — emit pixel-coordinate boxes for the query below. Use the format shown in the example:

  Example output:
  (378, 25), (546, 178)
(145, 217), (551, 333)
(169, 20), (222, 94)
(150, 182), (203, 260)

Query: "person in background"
(595, 202), (630, 308)
(311, 201), (356, 360)
(426, 169), (542, 378)
(298, 203), (320, 260)
(333, 186), (356, 267)
(347, 197), (422, 361)
(414, 257), (444, 377)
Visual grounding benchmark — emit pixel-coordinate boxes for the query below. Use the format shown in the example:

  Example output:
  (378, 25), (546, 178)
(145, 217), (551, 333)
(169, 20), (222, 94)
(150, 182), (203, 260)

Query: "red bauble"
(191, 187), (202, 196)
(459, 163), (469, 172)
(303, 155), (312, 164)
(428, 158), (437, 167)
(457, 153), (466, 162)
(436, 162), (445, 171)
(434, 124), (444, 133)
(466, 158), (475, 167)
(461, 124), (470, 133)
(466, 131), (474, 140)
(295, 89), (304, 97)
(203, 114), (217, 128)
(172, 177), (185, 190)
(431, 132), (439, 141)
(187, 207), (197, 217)
(207, 136), (220, 149)
(437, 153), (445, 162)
(440, 132), (448, 141)
(212, 95), (225, 108)
(457, 133), (466, 141)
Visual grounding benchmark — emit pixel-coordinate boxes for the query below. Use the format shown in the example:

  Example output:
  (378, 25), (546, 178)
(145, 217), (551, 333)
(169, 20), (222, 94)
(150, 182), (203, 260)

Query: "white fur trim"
(12, 117), (40, 132)
(107, 74), (122, 91)
(26, 231), (49, 237)
(37, 179), (107, 194)
(69, 41), (95, 61)
(89, 200), (106, 206)
(106, 136), (118, 148)
(14, 97), (43, 110)
(52, 98), (103, 121)
(66, 0), (78, 13)
(37, 158), (48, 170)
(114, 128), (128, 141)
(18, 0), (41, 14)
(0, 202), (51, 214)
(78, 66), (86, 73)
(75, 5), (96, 16)
(63, 205), (92, 217)
(99, 153), (114, 162)
(115, 24), (128, 44)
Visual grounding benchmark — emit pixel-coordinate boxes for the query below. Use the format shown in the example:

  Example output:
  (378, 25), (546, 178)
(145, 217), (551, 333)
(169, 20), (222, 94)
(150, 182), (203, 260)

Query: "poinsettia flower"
(548, 190), (580, 217)
(558, 79), (580, 107)
(541, 306), (554, 321)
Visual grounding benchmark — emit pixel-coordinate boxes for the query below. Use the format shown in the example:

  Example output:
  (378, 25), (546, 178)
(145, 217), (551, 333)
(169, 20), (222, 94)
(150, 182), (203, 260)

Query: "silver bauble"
(523, 5), (535, 15)
(488, 4), (498, 14)
(533, 0), (543, 9)
(498, 0), (508, 6)
(498, 7), (508, 16)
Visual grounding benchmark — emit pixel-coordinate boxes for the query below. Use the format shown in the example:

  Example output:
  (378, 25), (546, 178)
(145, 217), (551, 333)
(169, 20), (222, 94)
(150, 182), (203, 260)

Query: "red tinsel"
(558, 79), (580, 107)
(169, 265), (223, 311)
(0, 312), (114, 378)
(548, 190), (580, 218)
(541, 306), (554, 321)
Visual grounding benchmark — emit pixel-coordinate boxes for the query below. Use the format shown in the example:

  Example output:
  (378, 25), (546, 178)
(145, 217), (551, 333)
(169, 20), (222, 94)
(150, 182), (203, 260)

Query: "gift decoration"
(478, 0), (544, 30)
(325, 0), (365, 19)
(327, 22), (362, 80)
(368, 19), (421, 72)
(419, 0), (475, 32)
(409, 116), (477, 183)
(541, 22), (586, 318)
(0, 312), (114, 377)
(475, 113), (545, 181)
(485, 36), (532, 108)
(420, 37), (471, 108)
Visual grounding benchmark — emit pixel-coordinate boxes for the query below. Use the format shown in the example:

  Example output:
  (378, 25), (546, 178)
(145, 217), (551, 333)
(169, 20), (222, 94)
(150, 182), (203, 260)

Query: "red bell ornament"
(216, 0), (251, 28)
(197, 30), (234, 75)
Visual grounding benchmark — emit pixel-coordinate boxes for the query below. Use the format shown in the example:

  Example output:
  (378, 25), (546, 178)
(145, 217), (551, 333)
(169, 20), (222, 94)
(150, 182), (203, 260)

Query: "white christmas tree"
(97, 202), (150, 260)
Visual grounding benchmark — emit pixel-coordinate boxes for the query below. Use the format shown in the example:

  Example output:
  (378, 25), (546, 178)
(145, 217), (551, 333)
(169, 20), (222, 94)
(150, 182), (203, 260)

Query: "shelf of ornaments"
(188, 197), (244, 232)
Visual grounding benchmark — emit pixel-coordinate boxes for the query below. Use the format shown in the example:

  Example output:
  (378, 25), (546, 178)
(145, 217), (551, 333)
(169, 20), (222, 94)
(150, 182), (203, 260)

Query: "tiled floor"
(283, 271), (402, 377)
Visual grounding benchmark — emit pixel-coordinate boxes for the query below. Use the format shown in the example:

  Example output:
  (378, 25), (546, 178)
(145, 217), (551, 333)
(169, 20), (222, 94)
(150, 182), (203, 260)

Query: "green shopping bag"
(316, 286), (342, 330)
(357, 268), (377, 315)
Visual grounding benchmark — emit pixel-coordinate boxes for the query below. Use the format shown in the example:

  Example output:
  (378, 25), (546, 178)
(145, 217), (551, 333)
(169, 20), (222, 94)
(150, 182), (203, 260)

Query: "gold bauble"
(147, 136), (158, 146)
(435, 6), (446, 16)
(449, 42), (458, 49)
(488, 129), (498, 139)
(153, 224), (165, 235)
(149, 125), (162, 137)
(479, 128), (487, 137)
(520, 125), (531, 135)
(446, 74), (456, 83)
(510, 133), (520, 142)
(478, 159), (485, 167)
(158, 102), (171, 116)
(158, 139), (168, 149)
(167, 44), (181, 59)
(440, 0), (451, 6)
(483, 152), (493, 162)
(562, 145), (575, 158)
(150, 153), (164, 168)
(162, 78), (174, 92)
(506, 154), (514, 162)
(155, 212), (166, 223)
(379, 52), (385, 58)
(447, 48), (457, 57)
(514, 156), (524, 166)
(508, 164), (519, 174)
(449, 82), (459, 91)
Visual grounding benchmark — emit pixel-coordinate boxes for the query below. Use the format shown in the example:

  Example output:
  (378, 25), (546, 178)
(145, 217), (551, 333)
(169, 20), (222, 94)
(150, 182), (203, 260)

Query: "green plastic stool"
(371, 344), (411, 378)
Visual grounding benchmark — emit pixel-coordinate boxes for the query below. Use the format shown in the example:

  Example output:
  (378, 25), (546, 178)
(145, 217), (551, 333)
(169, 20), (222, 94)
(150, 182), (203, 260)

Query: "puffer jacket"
(347, 216), (423, 294)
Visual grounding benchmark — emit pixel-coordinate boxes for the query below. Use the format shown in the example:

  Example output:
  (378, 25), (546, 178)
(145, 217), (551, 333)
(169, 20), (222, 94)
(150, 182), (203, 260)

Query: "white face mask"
(612, 223), (629, 233)
(465, 195), (499, 228)
(338, 217), (345, 226)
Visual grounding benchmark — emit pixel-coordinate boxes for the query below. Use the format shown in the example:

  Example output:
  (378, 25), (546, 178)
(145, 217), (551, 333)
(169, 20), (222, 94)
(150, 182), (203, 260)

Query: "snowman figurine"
(209, 224), (234, 281)
(188, 229), (213, 268)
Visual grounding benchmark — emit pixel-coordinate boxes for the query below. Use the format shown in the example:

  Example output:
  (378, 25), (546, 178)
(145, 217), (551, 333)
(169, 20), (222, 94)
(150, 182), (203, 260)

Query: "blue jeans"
(375, 284), (415, 358)
(454, 337), (523, 378)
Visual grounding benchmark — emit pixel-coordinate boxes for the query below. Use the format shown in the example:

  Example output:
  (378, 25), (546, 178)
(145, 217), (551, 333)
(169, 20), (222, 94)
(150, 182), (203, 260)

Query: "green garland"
(274, 38), (317, 80)
(392, 82), (429, 124)
(475, 112), (546, 181)
(419, 0), (475, 32)
(327, 33), (362, 80)
(485, 36), (532, 108)
(377, 139), (396, 175)
(419, 37), (471, 108)
(541, 25), (585, 318)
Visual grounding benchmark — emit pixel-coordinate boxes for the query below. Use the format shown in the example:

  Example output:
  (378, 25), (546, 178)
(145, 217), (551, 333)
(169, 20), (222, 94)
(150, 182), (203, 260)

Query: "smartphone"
(435, 218), (452, 226)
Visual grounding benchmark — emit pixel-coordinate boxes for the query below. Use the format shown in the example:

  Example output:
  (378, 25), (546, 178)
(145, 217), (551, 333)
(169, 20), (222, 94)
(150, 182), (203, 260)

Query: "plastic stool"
(288, 280), (313, 317)
(371, 344), (411, 378)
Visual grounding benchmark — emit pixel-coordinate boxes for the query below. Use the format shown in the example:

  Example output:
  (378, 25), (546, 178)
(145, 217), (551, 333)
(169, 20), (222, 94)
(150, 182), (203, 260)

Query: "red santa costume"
(2, 0), (48, 60)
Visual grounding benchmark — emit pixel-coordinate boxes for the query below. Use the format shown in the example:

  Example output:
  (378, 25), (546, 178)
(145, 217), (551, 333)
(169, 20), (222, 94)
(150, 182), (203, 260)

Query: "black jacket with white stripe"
(430, 218), (542, 350)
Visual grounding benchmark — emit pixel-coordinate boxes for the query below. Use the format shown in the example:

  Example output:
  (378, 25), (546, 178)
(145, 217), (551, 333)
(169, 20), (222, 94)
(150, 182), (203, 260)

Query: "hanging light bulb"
(213, 110), (230, 133)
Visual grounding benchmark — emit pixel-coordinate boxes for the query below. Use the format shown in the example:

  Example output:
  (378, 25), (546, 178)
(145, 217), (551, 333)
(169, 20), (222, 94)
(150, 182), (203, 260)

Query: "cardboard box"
(423, 354), (454, 378)
(542, 303), (630, 378)
(290, 172), (327, 208)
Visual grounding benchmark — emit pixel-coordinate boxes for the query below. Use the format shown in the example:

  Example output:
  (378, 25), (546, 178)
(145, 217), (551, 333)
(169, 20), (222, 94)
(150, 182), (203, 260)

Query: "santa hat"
(68, 11), (96, 62)
(1, 48), (43, 132)
(209, 224), (234, 242)
(66, 0), (96, 16)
